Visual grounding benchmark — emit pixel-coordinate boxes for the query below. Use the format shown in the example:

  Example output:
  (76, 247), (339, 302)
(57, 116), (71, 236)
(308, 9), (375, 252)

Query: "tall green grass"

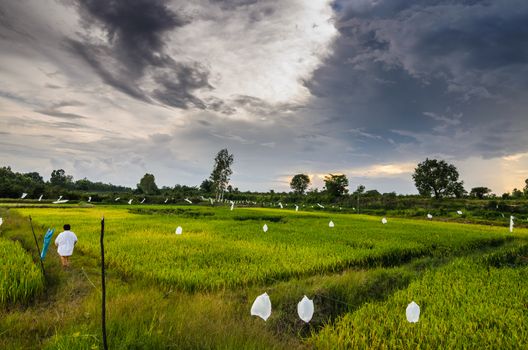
(0, 238), (44, 305)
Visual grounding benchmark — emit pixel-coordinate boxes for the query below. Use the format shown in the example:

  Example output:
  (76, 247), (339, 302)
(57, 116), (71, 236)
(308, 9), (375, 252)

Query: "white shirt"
(55, 230), (78, 256)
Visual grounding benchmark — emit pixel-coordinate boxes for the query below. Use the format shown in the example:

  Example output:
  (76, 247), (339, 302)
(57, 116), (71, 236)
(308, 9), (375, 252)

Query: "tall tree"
(137, 173), (159, 195)
(524, 178), (528, 197)
(209, 149), (234, 200)
(324, 174), (349, 198)
(290, 174), (310, 194)
(412, 158), (465, 199)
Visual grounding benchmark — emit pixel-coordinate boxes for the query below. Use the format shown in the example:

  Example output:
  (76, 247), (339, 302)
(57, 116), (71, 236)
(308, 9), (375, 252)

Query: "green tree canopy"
(209, 149), (234, 200)
(469, 187), (492, 199)
(0, 167), (46, 197)
(324, 174), (349, 198)
(412, 159), (465, 199)
(290, 174), (310, 194)
(512, 188), (523, 199)
(200, 179), (214, 194)
(137, 173), (159, 195)
(50, 169), (73, 187)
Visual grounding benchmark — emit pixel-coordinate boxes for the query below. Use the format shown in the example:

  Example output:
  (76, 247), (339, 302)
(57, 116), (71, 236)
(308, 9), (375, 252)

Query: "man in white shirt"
(55, 224), (78, 267)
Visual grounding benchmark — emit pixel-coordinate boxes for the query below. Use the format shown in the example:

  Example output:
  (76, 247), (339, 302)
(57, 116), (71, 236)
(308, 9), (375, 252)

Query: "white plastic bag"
(406, 301), (420, 323)
(297, 296), (314, 323)
(251, 293), (272, 321)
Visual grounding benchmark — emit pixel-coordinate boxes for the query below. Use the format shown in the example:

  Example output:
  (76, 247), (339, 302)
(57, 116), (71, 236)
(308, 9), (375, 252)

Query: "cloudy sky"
(1, 0), (528, 194)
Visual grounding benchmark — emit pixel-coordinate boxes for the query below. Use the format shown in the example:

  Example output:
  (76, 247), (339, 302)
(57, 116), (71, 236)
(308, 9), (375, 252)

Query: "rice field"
(1, 204), (527, 349)
(0, 238), (44, 305)
(310, 245), (528, 349)
(14, 205), (511, 291)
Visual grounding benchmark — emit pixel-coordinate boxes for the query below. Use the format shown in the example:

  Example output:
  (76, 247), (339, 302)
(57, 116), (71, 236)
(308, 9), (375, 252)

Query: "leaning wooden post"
(100, 216), (108, 350)
(29, 216), (46, 278)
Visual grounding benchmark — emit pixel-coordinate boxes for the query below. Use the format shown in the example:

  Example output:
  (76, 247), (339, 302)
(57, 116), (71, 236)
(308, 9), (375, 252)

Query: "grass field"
(0, 237), (44, 306)
(0, 204), (527, 349)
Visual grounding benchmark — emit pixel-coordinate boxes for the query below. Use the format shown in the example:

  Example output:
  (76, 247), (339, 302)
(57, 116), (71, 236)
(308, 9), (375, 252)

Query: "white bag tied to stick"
(262, 224), (268, 232)
(381, 217), (388, 224)
(251, 293), (272, 321)
(329, 220), (334, 228)
(406, 301), (420, 323)
(175, 226), (183, 235)
(297, 296), (314, 323)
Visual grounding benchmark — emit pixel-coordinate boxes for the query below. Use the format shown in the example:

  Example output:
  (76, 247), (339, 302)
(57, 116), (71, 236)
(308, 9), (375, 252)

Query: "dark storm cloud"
(66, 39), (150, 101)
(152, 62), (212, 109)
(75, 0), (185, 73)
(305, 0), (528, 160)
(68, 0), (211, 109)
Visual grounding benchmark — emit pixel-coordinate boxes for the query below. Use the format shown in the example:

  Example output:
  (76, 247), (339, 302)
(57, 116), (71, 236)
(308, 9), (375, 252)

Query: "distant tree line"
(1, 155), (527, 205)
(0, 166), (131, 198)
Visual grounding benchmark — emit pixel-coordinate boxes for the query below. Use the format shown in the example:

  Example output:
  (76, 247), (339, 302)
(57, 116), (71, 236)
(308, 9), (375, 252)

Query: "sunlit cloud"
(1, 0), (528, 193)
